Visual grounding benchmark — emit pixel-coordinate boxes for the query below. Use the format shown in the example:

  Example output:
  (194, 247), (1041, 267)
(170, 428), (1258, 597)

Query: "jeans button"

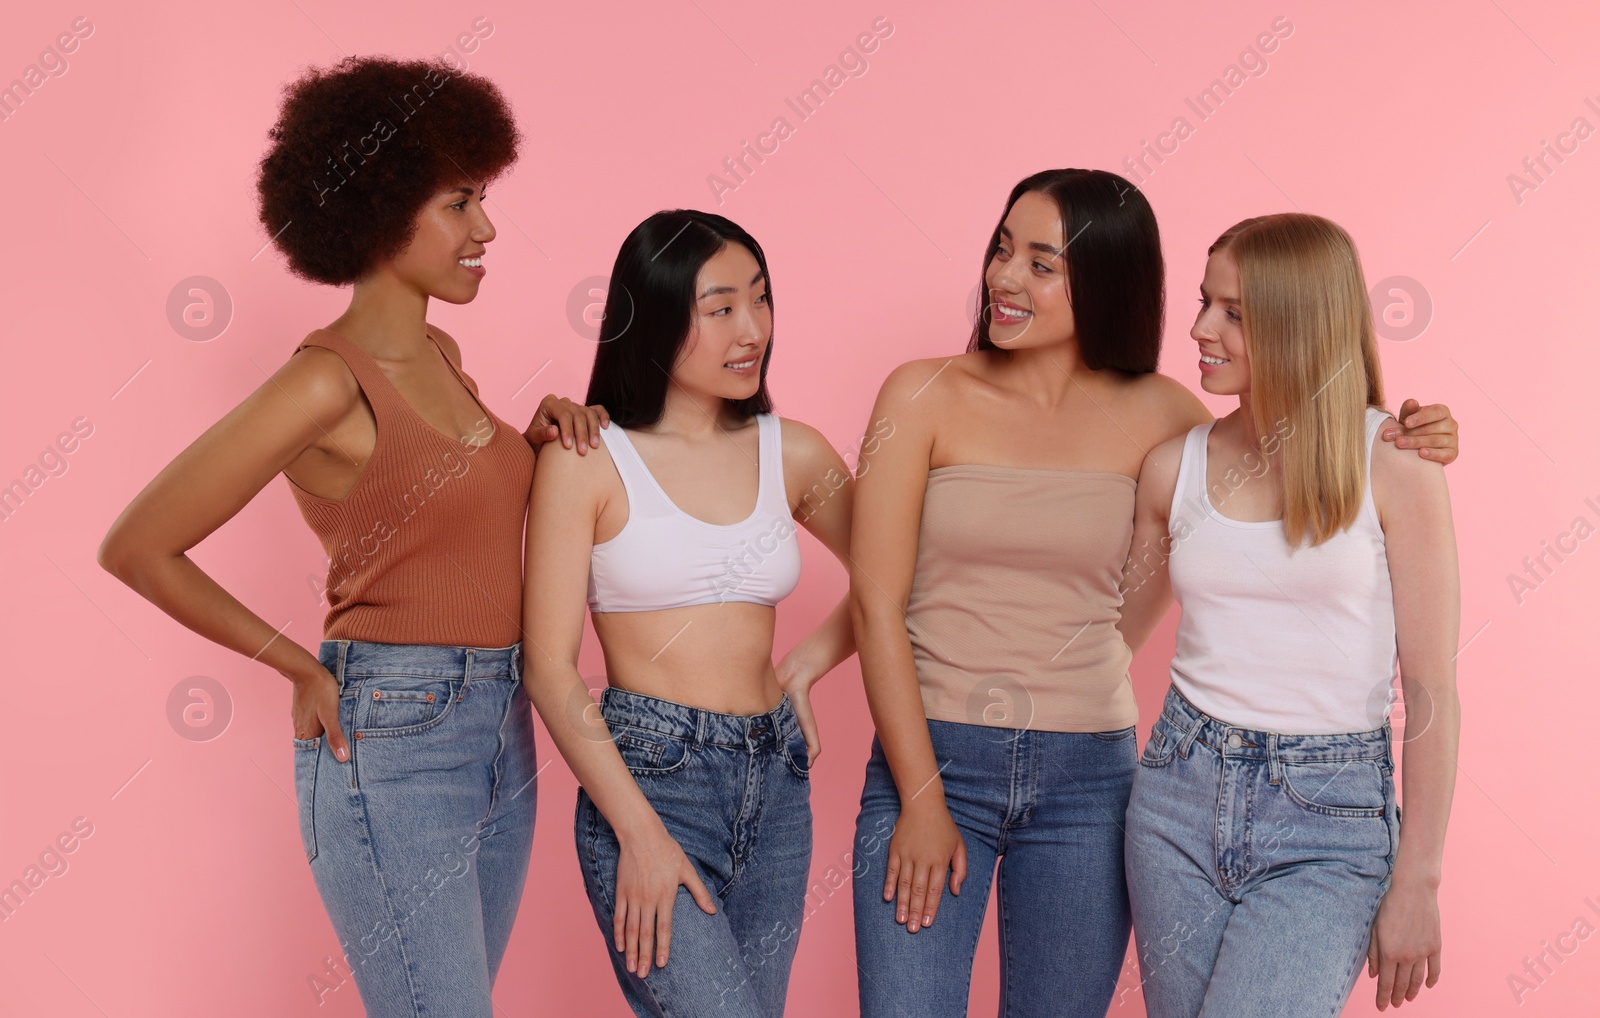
(1227, 732), (1242, 749)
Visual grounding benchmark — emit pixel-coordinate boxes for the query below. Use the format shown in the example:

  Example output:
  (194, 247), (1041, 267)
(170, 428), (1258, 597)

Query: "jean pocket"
(292, 737), (320, 863)
(1138, 725), (1177, 768)
(1092, 725), (1137, 742)
(352, 675), (462, 738)
(780, 727), (812, 779)
(1280, 759), (1387, 818)
(610, 724), (692, 776)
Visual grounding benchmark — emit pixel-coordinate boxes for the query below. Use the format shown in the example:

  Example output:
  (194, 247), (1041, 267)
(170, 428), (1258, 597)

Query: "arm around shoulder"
(1117, 432), (1185, 654)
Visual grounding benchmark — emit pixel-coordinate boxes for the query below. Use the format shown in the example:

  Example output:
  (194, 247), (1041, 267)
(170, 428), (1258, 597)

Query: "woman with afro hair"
(98, 56), (605, 1016)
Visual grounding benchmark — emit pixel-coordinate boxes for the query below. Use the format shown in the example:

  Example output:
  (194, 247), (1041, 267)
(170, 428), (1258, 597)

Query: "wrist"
(612, 802), (667, 843)
(1389, 858), (1443, 891)
(281, 658), (329, 688)
(776, 653), (819, 692)
(898, 789), (948, 816)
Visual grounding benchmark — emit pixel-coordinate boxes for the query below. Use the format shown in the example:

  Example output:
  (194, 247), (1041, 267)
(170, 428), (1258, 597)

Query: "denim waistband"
(1159, 685), (1392, 765)
(598, 686), (800, 750)
(318, 639), (521, 681)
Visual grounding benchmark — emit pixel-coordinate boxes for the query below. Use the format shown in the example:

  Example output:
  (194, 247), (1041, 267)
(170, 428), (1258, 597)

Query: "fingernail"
(923, 914), (933, 925)
(1383, 430), (1396, 440)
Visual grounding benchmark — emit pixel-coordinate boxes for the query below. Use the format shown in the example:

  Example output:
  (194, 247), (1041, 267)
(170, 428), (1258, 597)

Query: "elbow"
(848, 584), (902, 646)
(97, 521), (161, 589)
(96, 526), (132, 583)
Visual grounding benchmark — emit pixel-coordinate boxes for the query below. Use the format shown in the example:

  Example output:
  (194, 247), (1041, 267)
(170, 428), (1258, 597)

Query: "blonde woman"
(1118, 213), (1459, 1015)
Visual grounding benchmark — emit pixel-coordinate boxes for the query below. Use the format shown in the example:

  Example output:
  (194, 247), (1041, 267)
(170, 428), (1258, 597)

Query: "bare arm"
(518, 440), (715, 978)
(848, 360), (966, 934)
(96, 348), (358, 759)
(1117, 434), (1186, 655)
(775, 418), (858, 765)
(1366, 420), (1461, 1010)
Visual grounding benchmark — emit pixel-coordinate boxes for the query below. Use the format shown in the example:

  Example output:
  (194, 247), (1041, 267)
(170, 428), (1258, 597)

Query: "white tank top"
(587, 413), (802, 613)
(1165, 407), (1398, 734)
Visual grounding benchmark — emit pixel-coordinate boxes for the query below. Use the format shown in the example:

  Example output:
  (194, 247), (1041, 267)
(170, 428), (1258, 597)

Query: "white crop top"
(1165, 407), (1399, 734)
(587, 413), (802, 613)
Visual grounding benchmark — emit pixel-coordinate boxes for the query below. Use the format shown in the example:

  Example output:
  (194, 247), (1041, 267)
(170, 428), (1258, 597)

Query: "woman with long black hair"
(520, 210), (856, 1017)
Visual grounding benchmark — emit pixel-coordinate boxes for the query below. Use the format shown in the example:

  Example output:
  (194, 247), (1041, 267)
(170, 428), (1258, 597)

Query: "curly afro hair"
(256, 56), (521, 286)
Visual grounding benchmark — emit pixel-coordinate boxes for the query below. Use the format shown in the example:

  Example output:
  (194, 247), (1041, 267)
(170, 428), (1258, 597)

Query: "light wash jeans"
(1124, 685), (1402, 1018)
(574, 687), (814, 1017)
(293, 639), (538, 1017)
(852, 717), (1138, 1017)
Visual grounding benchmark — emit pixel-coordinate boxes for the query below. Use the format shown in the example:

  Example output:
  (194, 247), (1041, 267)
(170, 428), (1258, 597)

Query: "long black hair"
(968, 168), (1164, 373)
(585, 210), (775, 427)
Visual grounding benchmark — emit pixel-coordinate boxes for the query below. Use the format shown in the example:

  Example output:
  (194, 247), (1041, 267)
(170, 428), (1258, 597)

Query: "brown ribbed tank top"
(286, 328), (534, 647)
(906, 465), (1139, 732)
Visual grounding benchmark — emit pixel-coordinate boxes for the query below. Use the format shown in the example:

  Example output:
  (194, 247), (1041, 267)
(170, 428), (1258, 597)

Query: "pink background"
(2, 1), (1596, 1014)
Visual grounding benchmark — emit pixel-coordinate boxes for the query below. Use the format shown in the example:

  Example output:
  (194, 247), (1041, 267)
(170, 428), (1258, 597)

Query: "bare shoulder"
(776, 415), (847, 480)
(534, 425), (620, 488)
(776, 415), (833, 463)
(875, 353), (979, 405)
(279, 344), (362, 426)
(1117, 370), (1212, 431)
(1137, 430), (1189, 517)
(1371, 412), (1446, 505)
(427, 322), (464, 368)
(871, 354), (989, 438)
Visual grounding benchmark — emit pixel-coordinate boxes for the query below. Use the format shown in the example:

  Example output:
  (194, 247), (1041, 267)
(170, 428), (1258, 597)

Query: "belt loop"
(1176, 708), (1206, 760)
(1267, 732), (1283, 785)
(461, 649), (475, 701)
(694, 710), (706, 749)
(334, 640), (349, 690)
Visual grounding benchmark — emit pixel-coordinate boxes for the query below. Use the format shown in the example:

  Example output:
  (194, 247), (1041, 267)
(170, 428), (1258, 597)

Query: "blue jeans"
(293, 640), (538, 1017)
(1124, 685), (1402, 1018)
(574, 687), (814, 1017)
(852, 718), (1138, 1018)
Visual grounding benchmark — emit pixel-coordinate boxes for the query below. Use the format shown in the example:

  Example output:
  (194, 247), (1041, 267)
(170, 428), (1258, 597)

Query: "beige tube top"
(906, 465), (1138, 733)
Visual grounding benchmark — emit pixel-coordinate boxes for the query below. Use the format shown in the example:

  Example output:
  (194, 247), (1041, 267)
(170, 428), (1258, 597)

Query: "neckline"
(321, 325), (498, 449)
(1196, 420), (1282, 529)
(928, 463), (1136, 483)
(613, 415), (767, 529)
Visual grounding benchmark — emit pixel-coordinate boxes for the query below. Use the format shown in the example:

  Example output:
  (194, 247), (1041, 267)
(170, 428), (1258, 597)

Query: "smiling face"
(671, 242), (771, 401)
(1192, 247), (1251, 396)
(984, 189), (1076, 351)
(384, 181), (497, 303)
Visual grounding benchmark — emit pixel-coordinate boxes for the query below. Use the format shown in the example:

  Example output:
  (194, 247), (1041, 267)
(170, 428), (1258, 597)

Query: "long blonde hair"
(1209, 213), (1386, 547)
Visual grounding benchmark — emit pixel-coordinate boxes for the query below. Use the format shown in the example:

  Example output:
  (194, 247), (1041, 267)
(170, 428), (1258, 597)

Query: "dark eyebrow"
(698, 270), (767, 300)
(998, 225), (1062, 258)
